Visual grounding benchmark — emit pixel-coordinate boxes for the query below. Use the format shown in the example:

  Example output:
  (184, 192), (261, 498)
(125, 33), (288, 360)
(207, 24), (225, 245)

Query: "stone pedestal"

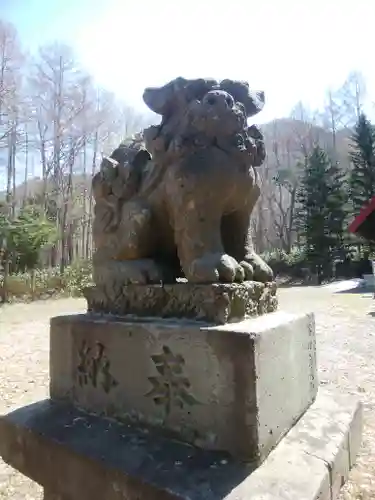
(0, 282), (363, 499)
(84, 280), (278, 324)
(50, 311), (317, 462)
(0, 390), (362, 500)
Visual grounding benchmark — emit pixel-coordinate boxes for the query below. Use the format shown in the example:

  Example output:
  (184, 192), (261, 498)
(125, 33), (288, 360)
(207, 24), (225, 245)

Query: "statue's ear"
(132, 149), (151, 169)
(143, 77), (188, 115)
(220, 79), (265, 117)
(143, 77), (220, 115)
(247, 90), (265, 117)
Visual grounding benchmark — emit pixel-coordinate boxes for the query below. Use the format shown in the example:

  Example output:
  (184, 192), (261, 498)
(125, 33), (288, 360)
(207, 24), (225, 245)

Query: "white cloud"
(46, 0), (375, 121)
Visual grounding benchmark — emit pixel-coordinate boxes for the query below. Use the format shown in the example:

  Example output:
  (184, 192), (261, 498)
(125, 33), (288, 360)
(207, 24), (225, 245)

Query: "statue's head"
(142, 78), (265, 163)
(143, 77), (264, 119)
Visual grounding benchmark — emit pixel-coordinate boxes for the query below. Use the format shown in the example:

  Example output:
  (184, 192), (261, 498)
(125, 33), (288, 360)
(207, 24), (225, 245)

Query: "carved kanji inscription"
(146, 345), (199, 417)
(77, 340), (118, 394)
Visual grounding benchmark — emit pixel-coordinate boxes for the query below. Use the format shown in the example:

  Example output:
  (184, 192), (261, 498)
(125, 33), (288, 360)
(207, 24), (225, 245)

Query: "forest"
(1, 18), (374, 301)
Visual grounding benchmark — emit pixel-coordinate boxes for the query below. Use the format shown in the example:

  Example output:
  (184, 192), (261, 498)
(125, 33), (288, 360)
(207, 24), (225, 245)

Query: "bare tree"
(321, 90), (341, 158)
(0, 21), (24, 148)
(315, 72), (367, 169)
(263, 119), (305, 252)
(0, 20), (26, 286)
(335, 71), (367, 129)
(27, 43), (93, 266)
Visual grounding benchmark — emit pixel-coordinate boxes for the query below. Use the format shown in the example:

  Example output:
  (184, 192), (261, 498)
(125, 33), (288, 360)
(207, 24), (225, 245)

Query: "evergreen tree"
(326, 156), (348, 261)
(349, 113), (375, 214)
(297, 146), (347, 282)
(0, 204), (57, 272)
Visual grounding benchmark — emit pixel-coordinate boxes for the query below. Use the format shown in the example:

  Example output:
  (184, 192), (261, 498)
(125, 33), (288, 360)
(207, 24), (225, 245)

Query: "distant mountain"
(0, 119), (353, 204)
(260, 118), (351, 171)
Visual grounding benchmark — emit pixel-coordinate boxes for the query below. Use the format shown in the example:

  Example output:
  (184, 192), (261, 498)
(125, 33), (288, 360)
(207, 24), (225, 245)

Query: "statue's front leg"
(166, 170), (244, 283)
(222, 207), (274, 283)
(175, 211), (245, 283)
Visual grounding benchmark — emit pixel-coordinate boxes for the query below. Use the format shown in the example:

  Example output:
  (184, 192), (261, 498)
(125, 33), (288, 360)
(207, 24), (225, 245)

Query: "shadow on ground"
(335, 287), (374, 295)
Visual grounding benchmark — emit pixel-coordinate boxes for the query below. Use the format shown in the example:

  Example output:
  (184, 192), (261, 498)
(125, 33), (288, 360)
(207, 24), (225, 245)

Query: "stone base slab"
(0, 389), (362, 500)
(84, 280), (278, 324)
(50, 311), (317, 463)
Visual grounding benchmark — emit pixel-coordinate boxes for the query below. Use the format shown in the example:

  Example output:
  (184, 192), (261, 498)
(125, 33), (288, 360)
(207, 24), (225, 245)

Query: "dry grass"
(0, 285), (375, 498)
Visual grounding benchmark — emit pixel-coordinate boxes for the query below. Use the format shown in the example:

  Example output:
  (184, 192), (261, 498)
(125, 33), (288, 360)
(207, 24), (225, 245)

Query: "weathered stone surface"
(49, 311), (317, 463)
(282, 390), (363, 499)
(43, 491), (64, 500)
(0, 388), (362, 499)
(0, 400), (253, 500)
(227, 440), (330, 500)
(92, 77), (274, 290)
(84, 280), (278, 324)
(349, 399), (363, 469)
(228, 390), (363, 500)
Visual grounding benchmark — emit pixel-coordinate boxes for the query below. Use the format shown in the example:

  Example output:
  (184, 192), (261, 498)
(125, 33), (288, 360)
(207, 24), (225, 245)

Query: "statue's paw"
(239, 260), (254, 280)
(243, 253), (273, 283)
(188, 253), (245, 283)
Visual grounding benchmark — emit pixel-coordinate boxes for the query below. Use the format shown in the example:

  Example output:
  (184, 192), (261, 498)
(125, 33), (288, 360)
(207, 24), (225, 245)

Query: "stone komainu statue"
(92, 77), (273, 289)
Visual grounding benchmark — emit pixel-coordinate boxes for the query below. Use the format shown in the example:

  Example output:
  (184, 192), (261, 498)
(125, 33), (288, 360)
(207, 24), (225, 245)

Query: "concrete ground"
(0, 281), (374, 499)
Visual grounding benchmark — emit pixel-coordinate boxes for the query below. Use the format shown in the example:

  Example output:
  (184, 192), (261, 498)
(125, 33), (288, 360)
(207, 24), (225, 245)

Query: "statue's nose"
(203, 90), (234, 109)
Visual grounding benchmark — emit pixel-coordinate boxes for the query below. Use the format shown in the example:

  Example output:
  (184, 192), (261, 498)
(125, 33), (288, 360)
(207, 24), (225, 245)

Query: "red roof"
(348, 195), (375, 234)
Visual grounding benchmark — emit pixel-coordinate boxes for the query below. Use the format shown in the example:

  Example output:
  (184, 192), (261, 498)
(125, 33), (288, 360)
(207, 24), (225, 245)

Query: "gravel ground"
(0, 284), (374, 499)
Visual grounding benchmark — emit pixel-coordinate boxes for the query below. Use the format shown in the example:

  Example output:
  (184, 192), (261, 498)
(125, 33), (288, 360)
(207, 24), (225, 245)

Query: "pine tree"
(349, 113), (375, 214)
(297, 146), (347, 282)
(326, 156), (348, 261)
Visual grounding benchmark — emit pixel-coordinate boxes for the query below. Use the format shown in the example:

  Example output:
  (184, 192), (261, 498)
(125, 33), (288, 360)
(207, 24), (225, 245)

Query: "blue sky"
(2, 0), (375, 123)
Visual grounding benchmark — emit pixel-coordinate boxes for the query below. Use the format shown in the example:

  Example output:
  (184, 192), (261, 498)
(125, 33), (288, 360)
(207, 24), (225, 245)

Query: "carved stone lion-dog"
(92, 77), (273, 289)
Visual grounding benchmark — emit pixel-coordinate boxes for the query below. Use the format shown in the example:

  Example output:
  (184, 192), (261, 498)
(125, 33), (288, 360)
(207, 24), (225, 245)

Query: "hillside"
(260, 118), (350, 170)
(0, 118), (352, 204)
